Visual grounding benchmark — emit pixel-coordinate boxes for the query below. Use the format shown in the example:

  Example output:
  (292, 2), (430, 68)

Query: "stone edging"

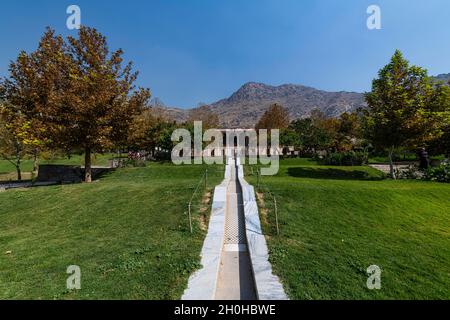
(181, 165), (231, 300)
(237, 164), (289, 300)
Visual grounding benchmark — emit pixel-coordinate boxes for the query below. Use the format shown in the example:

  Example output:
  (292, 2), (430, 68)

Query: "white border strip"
(237, 164), (289, 300)
(182, 165), (231, 300)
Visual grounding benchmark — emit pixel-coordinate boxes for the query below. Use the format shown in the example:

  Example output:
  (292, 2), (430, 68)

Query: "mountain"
(149, 97), (166, 108)
(208, 82), (366, 128)
(156, 75), (448, 128)
(151, 106), (188, 123)
(432, 73), (450, 84)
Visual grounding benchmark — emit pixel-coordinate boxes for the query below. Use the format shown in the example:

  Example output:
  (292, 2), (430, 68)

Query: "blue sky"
(1, 0), (450, 108)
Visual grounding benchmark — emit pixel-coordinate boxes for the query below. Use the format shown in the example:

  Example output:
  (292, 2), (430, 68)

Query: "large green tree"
(363, 50), (443, 178)
(288, 118), (327, 154)
(428, 83), (450, 158)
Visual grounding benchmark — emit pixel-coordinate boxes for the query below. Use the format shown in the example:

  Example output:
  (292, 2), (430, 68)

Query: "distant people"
(417, 148), (430, 170)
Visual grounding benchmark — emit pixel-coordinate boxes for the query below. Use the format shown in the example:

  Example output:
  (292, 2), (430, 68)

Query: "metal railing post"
(274, 196), (280, 236)
(257, 169), (260, 189)
(188, 203), (193, 234)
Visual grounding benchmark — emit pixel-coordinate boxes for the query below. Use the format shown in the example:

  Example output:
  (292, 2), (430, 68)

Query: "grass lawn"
(0, 163), (223, 299)
(246, 158), (450, 299)
(0, 153), (120, 181)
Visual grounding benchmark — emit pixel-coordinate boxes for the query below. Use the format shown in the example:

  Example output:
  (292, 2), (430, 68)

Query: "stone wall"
(37, 165), (83, 183)
(37, 165), (113, 183)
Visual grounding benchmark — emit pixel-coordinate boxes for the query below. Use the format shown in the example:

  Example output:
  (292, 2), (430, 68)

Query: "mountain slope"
(209, 82), (366, 128)
(157, 74), (447, 128)
(433, 73), (450, 84)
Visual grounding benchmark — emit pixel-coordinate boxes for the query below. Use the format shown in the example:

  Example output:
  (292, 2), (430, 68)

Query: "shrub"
(154, 150), (171, 161)
(395, 165), (422, 180)
(422, 161), (450, 183)
(121, 158), (147, 167)
(317, 151), (368, 166)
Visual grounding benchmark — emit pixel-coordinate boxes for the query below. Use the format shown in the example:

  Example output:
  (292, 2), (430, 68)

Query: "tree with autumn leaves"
(0, 101), (44, 180)
(255, 103), (290, 131)
(1, 27), (150, 182)
(127, 108), (179, 159)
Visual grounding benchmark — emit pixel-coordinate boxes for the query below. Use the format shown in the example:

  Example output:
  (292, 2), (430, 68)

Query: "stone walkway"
(369, 163), (414, 174)
(0, 181), (58, 191)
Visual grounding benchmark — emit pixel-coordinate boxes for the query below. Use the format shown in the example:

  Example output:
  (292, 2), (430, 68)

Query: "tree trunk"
(16, 165), (22, 181)
(15, 148), (22, 181)
(85, 147), (92, 183)
(388, 146), (396, 179)
(33, 149), (39, 172)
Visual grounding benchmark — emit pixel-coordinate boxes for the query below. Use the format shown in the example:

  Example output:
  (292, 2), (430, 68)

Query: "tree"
(66, 27), (150, 182)
(335, 112), (363, 152)
(363, 50), (440, 178)
(280, 128), (298, 149)
(128, 108), (160, 152)
(155, 121), (178, 154)
(2, 27), (150, 182)
(0, 103), (41, 180)
(255, 103), (290, 130)
(428, 83), (450, 157)
(288, 118), (330, 155)
(0, 46), (50, 175)
(127, 108), (179, 159)
(310, 109), (340, 152)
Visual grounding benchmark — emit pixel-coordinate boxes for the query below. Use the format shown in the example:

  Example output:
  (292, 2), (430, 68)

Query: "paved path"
(369, 163), (415, 175)
(214, 159), (257, 300)
(0, 181), (58, 191)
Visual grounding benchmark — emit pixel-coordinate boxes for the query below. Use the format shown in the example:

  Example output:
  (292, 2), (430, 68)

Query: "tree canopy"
(255, 103), (290, 130)
(363, 50), (449, 177)
(1, 27), (151, 182)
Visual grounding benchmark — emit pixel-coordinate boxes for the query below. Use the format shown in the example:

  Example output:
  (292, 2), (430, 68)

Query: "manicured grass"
(247, 159), (450, 299)
(0, 160), (34, 175)
(0, 153), (119, 181)
(0, 163), (223, 299)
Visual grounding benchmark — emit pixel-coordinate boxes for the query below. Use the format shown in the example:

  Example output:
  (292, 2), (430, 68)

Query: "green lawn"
(247, 159), (450, 299)
(0, 160), (34, 175)
(0, 153), (118, 173)
(0, 163), (223, 299)
(0, 153), (120, 181)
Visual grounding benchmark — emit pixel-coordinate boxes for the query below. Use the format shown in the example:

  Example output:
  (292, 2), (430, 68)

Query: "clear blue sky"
(1, 0), (450, 108)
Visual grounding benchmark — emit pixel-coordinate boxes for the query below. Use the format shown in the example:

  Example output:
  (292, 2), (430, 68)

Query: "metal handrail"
(187, 169), (209, 233)
(255, 167), (280, 236)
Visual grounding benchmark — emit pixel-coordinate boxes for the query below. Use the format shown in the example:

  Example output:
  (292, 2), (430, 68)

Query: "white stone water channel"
(182, 157), (287, 300)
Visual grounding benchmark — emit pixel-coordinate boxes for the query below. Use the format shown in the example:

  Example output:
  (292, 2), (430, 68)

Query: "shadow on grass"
(287, 166), (384, 181)
(0, 168), (115, 189)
